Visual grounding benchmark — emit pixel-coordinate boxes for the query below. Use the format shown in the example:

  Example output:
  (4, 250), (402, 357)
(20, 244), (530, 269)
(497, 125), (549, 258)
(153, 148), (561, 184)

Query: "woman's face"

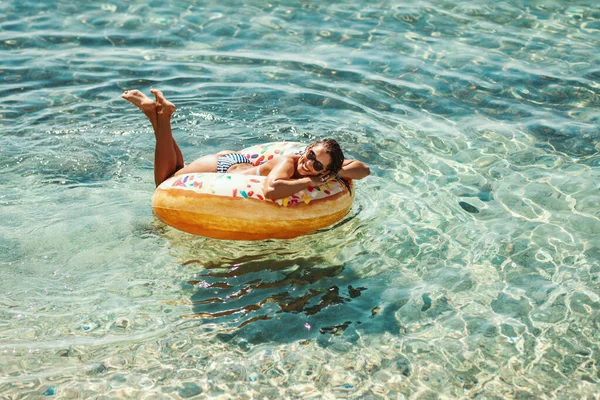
(298, 144), (331, 176)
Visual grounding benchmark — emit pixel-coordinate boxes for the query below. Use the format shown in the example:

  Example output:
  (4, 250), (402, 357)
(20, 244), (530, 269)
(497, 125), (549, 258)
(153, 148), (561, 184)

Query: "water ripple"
(2, 0), (600, 398)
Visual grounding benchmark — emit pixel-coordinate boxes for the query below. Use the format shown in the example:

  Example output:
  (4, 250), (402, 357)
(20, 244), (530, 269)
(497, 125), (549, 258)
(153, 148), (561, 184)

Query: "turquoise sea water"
(2, 0), (600, 398)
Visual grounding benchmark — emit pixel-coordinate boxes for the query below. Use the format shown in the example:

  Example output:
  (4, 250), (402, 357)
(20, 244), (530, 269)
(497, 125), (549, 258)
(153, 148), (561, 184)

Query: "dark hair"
(314, 138), (344, 173)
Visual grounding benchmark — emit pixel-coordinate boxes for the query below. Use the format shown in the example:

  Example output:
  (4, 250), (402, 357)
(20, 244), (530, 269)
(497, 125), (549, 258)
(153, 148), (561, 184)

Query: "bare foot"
(121, 90), (156, 114)
(150, 89), (176, 117)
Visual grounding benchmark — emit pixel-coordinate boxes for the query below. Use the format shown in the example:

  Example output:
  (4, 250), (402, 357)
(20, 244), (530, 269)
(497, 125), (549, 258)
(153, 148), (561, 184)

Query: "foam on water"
(1, 0), (599, 397)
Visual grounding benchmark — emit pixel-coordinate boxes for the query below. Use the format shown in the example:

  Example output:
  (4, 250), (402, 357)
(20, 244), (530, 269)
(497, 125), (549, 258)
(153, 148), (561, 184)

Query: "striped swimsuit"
(216, 153), (252, 173)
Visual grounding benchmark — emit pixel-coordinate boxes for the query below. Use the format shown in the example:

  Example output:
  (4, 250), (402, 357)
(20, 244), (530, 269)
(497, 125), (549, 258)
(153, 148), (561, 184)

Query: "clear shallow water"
(1, 0), (600, 397)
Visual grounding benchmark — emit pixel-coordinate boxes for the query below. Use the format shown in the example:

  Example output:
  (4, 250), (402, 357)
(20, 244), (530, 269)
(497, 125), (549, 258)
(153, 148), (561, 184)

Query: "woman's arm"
(337, 159), (370, 180)
(263, 157), (320, 200)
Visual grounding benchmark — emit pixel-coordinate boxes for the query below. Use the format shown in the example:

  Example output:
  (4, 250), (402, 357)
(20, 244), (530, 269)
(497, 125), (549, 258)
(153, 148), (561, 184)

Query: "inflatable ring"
(151, 142), (354, 240)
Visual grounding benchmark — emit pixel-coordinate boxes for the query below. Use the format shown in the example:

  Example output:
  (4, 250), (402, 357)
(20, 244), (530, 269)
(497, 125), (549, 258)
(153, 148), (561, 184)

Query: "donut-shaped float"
(151, 142), (354, 240)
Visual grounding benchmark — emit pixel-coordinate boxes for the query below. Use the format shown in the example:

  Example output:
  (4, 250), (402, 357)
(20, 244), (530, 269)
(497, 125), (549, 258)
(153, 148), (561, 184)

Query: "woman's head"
(301, 139), (344, 175)
(316, 139), (344, 173)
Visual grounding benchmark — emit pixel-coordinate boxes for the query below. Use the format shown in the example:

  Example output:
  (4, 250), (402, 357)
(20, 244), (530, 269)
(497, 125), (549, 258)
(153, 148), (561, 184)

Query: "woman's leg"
(150, 93), (242, 177)
(173, 138), (184, 171)
(122, 89), (233, 184)
(150, 89), (180, 186)
(122, 89), (184, 186)
(150, 91), (237, 182)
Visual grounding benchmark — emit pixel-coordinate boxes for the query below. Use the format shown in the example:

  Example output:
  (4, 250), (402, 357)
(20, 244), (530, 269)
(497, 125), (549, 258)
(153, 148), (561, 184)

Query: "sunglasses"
(305, 148), (324, 172)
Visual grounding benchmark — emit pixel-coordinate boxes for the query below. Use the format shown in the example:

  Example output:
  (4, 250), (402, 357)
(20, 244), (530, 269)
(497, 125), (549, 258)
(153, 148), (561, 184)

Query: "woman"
(122, 89), (370, 200)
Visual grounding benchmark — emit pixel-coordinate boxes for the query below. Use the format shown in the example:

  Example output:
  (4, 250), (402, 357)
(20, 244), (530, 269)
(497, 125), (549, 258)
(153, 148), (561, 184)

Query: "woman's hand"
(309, 172), (335, 186)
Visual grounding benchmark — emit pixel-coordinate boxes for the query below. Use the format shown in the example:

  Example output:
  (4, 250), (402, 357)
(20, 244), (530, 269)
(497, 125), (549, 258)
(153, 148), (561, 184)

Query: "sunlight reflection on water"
(1, 0), (599, 397)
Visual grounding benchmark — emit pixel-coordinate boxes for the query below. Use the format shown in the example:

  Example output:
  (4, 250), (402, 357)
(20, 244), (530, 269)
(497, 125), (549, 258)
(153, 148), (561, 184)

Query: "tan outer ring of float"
(151, 181), (354, 240)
